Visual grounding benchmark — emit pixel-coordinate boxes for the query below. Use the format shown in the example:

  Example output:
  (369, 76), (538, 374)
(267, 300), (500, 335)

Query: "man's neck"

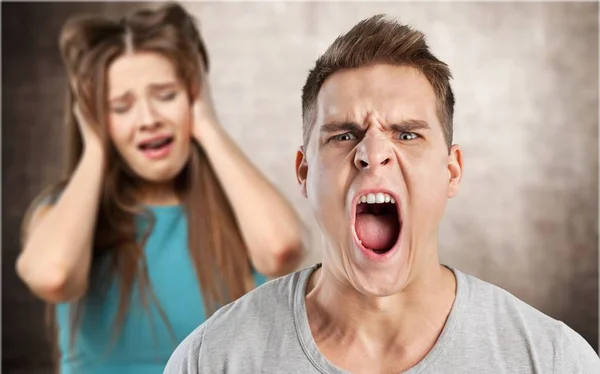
(304, 259), (456, 372)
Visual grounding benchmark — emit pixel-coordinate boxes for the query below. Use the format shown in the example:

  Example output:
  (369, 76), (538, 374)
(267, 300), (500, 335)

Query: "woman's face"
(106, 51), (193, 183)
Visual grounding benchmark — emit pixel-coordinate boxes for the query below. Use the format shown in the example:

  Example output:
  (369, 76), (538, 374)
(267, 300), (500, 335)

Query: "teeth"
(359, 192), (396, 204)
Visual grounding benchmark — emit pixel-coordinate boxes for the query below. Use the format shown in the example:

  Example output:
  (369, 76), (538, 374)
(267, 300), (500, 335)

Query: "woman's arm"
(192, 79), (305, 278)
(16, 107), (104, 303)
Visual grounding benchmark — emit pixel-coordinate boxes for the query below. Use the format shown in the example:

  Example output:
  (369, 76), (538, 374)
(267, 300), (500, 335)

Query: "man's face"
(296, 64), (462, 296)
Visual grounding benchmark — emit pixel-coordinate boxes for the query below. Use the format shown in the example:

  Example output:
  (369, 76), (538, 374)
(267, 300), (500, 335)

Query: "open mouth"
(354, 192), (401, 255)
(138, 136), (174, 151)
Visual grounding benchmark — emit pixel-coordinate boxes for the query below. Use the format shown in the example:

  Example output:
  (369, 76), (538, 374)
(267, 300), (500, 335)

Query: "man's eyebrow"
(320, 119), (430, 134)
(388, 119), (431, 132)
(320, 121), (363, 135)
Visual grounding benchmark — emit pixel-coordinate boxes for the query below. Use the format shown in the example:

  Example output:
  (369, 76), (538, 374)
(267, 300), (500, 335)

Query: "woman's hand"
(191, 58), (220, 145)
(71, 78), (103, 154)
(73, 104), (102, 150)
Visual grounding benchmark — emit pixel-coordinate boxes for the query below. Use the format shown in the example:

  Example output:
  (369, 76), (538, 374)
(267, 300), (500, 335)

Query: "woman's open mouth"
(353, 191), (402, 259)
(138, 135), (174, 160)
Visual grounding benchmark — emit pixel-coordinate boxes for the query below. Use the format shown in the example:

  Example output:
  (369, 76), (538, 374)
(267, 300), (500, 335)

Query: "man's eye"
(333, 133), (358, 142)
(398, 132), (419, 141)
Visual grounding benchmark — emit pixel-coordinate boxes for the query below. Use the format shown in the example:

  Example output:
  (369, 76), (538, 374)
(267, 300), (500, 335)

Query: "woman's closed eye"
(111, 102), (131, 115)
(156, 91), (177, 101)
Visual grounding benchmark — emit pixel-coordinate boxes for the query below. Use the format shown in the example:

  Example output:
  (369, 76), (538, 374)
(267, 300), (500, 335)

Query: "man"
(165, 15), (600, 373)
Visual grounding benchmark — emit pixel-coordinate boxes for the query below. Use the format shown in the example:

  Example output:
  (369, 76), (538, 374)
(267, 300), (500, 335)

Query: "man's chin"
(352, 278), (410, 298)
(345, 254), (412, 297)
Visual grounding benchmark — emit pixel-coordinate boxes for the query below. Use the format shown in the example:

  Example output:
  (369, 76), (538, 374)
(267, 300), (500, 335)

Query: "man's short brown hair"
(301, 15), (455, 149)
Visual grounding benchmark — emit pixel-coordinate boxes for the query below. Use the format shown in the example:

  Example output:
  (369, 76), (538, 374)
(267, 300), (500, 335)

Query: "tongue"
(148, 141), (167, 149)
(355, 214), (398, 251)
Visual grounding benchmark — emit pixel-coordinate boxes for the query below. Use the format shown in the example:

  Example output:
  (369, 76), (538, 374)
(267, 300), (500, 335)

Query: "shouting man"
(165, 15), (600, 373)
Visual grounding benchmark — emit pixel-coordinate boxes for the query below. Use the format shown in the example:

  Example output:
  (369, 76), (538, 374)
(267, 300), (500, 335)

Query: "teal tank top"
(56, 205), (268, 373)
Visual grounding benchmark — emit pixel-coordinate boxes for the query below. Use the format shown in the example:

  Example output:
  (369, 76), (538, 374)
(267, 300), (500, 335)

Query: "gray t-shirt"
(165, 264), (600, 373)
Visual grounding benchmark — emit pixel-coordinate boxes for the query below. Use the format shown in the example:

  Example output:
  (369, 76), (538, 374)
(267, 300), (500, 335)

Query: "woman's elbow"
(16, 255), (86, 303)
(262, 236), (305, 278)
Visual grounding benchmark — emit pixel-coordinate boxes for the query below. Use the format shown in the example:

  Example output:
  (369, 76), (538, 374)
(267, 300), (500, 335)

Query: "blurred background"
(2, 1), (598, 373)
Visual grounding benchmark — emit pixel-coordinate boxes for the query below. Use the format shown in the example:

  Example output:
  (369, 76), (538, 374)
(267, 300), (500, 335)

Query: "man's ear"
(296, 146), (308, 198)
(447, 144), (463, 198)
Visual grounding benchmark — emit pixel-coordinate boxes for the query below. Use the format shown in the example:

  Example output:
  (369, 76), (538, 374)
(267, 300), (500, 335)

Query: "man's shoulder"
(455, 270), (599, 370)
(164, 266), (313, 373)
(205, 266), (309, 331)
(460, 270), (564, 335)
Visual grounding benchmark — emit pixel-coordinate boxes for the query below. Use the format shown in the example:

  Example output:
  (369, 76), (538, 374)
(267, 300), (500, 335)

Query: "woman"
(16, 3), (304, 373)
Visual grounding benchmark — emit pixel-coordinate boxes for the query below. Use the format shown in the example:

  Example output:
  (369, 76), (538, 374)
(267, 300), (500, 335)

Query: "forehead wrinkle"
(325, 84), (437, 131)
(321, 98), (373, 129)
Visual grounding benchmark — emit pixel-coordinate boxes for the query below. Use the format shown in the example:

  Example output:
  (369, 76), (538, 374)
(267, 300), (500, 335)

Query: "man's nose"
(353, 133), (393, 171)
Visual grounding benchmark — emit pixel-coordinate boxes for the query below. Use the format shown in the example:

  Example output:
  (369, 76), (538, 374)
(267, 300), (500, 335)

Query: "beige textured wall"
(184, 1), (599, 347)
